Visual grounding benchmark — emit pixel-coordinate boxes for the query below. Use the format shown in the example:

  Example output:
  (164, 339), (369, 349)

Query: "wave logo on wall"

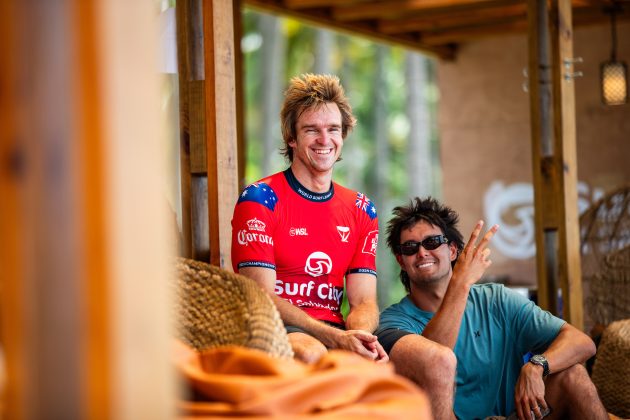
(484, 181), (603, 259)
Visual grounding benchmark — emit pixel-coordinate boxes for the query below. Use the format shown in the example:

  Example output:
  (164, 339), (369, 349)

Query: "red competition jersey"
(231, 169), (378, 325)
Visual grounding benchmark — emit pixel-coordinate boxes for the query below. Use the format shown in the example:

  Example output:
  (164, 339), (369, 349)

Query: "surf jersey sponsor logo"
(304, 251), (332, 277)
(237, 218), (273, 246)
(362, 230), (378, 256)
(289, 227), (308, 236)
(336, 226), (350, 242)
(237, 230), (274, 246)
(275, 279), (344, 307)
(246, 218), (266, 232)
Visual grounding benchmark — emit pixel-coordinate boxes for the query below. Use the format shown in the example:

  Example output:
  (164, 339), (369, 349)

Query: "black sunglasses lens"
(422, 237), (443, 250)
(400, 243), (420, 255)
(399, 236), (447, 255)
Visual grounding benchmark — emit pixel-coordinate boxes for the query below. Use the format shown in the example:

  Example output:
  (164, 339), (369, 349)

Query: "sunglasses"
(398, 235), (449, 255)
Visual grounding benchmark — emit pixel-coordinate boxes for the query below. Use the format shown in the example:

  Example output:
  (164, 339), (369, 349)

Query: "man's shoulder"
(378, 297), (428, 333)
(236, 172), (287, 211)
(466, 283), (512, 312)
(333, 182), (378, 220)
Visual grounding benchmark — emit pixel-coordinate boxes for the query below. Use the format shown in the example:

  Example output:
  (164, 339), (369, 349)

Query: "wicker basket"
(591, 319), (630, 418)
(174, 258), (293, 359)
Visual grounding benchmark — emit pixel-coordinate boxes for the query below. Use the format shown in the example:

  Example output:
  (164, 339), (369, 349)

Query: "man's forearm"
(345, 301), (379, 332)
(270, 294), (342, 347)
(421, 280), (470, 349)
(543, 324), (596, 374)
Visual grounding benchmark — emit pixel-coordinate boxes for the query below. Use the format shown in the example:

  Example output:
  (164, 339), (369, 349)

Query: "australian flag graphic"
(237, 182), (278, 211)
(355, 192), (377, 220)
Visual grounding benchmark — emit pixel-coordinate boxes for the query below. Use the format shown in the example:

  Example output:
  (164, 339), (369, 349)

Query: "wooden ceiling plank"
(246, 0), (457, 58)
(378, 3), (526, 33)
(333, 0), (519, 22)
(283, 0), (368, 9)
(420, 19), (528, 44)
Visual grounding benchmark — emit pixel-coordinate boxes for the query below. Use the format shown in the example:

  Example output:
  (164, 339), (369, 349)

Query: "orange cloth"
(174, 340), (432, 419)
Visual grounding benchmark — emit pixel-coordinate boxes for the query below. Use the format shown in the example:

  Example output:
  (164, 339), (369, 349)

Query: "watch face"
(530, 354), (549, 377)
(532, 355), (545, 363)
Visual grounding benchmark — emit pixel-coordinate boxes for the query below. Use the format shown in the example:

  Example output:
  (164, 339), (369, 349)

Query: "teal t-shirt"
(377, 283), (565, 420)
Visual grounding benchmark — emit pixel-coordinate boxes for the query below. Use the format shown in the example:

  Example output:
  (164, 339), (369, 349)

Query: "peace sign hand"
(452, 220), (499, 288)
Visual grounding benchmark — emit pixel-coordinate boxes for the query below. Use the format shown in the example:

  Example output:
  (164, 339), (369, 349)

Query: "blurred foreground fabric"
(174, 340), (432, 419)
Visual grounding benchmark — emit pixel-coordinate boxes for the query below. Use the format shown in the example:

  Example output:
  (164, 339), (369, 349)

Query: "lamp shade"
(601, 61), (628, 106)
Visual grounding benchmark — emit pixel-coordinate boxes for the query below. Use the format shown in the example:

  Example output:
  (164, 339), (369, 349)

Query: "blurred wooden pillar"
(527, 0), (583, 328)
(176, 0), (240, 268)
(0, 0), (174, 418)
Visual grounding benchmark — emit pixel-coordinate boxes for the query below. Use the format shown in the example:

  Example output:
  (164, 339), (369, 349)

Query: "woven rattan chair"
(580, 185), (630, 332)
(174, 257), (293, 359)
(591, 319), (630, 418)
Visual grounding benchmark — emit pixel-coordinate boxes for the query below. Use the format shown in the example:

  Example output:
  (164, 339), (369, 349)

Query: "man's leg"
(389, 334), (457, 420)
(288, 332), (328, 364)
(544, 363), (608, 420)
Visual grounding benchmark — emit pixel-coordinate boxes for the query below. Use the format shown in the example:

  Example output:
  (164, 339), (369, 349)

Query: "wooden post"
(0, 0), (175, 417)
(176, 0), (239, 267)
(177, 0), (209, 260)
(204, 0), (240, 268)
(527, 0), (583, 328)
(549, 0), (583, 328)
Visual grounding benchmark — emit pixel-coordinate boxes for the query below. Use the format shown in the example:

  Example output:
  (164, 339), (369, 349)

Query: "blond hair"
(280, 74), (356, 162)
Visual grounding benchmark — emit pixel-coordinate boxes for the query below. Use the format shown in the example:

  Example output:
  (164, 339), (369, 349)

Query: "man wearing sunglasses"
(376, 197), (607, 420)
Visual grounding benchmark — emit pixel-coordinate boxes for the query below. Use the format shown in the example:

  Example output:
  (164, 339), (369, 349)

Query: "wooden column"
(527, 0), (583, 328)
(0, 0), (175, 417)
(176, 0), (239, 268)
(204, 0), (240, 269)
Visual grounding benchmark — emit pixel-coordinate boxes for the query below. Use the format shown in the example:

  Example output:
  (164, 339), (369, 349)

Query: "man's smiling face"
(396, 220), (458, 288)
(289, 102), (343, 176)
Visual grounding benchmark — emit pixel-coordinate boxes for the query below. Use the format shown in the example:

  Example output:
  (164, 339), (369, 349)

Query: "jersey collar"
(284, 168), (334, 202)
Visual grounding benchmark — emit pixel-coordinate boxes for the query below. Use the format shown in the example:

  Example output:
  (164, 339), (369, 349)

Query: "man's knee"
(390, 336), (456, 387)
(288, 332), (327, 364)
(550, 363), (590, 388)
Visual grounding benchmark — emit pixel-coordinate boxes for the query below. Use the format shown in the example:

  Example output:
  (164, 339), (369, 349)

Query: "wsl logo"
(304, 251), (332, 277)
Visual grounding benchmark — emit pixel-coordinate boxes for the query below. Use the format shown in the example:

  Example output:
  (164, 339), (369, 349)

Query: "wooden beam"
(204, 0), (240, 268)
(284, 0), (368, 9)
(176, 0), (194, 258)
(233, 0), (247, 190)
(528, 0), (584, 327)
(420, 17), (527, 44)
(549, 0), (583, 327)
(246, 1), (457, 59)
(378, 3), (526, 34)
(177, 0), (212, 261)
(333, 0), (518, 22)
(0, 0), (174, 417)
(87, 0), (176, 417)
(528, 0), (557, 313)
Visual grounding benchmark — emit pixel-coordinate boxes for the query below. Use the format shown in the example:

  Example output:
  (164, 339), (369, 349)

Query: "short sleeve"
(348, 193), (378, 276)
(231, 183), (278, 272)
(501, 287), (565, 354)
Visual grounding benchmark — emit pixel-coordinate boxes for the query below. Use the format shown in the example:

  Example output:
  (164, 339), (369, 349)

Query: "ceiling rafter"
(378, 3), (527, 34)
(243, 0), (628, 59)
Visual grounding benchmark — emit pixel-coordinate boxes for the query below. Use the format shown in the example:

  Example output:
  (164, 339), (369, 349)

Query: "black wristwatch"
(529, 354), (550, 377)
